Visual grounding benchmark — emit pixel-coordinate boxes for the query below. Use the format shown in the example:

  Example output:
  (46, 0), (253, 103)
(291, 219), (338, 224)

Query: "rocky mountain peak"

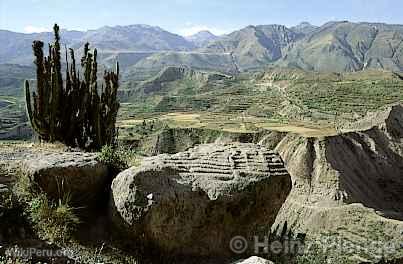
(291, 21), (318, 34)
(185, 30), (218, 47)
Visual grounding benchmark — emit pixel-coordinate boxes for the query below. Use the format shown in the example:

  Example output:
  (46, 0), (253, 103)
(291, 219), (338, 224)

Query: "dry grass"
(12, 166), (81, 244)
(27, 192), (80, 243)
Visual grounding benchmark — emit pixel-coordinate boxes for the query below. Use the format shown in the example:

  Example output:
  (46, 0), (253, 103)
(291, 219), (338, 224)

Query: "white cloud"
(23, 25), (50, 33)
(177, 25), (232, 37)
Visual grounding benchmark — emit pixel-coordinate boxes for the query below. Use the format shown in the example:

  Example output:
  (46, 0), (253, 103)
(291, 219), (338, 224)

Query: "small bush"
(98, 145), (138, 172)
(0, 187), (14, 211)
(13, 170), (80, 244)
(0, 163), (7, 177)
(28, 193), (80, 243)
(99, 145), (126, 170)
(0, 185), (28, 243)
(13, 169), (36, 202)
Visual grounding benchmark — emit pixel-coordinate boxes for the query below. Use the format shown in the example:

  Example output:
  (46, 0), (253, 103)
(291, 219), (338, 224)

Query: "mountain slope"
(279, 21), (403, 72)
(78, 25), (194, 51)
(2, 21), (403, 73)
(202, 25), (303, 70)
(290, 22), (318, 35)
(0, 29), (84, 65)
(128, 51), (238, 75)
(0, 25), (194, 65)
(0, 64), (35, 96)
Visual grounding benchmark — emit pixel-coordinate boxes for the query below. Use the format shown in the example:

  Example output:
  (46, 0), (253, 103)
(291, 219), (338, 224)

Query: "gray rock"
(0, 184), (8, 193)
(22, 152), (108, 206)
(232, 256), (274, 264)
(111, 143), (291, 257)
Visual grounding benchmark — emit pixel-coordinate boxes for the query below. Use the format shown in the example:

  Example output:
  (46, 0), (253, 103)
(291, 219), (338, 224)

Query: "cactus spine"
(25, 24), (120, 150)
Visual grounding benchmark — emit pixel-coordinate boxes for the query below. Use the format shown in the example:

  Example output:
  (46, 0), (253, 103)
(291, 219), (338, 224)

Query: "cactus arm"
(25, 80), (46, 139)
(24, 80), (34, 127)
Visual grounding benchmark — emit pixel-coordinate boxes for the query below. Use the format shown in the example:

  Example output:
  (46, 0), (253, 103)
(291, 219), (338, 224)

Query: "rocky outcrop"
(273, 104), (403, 263)
(135, 127), (286, 156)
(139, 66), (231, 94)
(110, 143), (291, 257)
(277, 104), (403, 214)
(22, 152), (108, 206)
(340, 104), (403, 135)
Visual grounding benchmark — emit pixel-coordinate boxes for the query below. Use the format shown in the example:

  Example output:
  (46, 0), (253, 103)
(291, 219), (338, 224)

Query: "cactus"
(25, 24), (120, 150)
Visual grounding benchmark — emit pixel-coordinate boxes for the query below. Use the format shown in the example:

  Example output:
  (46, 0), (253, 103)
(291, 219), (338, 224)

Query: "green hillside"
(0, 64), (35, 97)
(128, 51), (238, 75)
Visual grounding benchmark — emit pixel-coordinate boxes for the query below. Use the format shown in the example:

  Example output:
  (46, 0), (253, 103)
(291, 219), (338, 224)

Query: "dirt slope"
(272, 104), (403, 263)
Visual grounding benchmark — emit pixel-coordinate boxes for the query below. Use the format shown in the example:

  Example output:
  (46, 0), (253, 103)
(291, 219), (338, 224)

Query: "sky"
(1, 0), (403, 36)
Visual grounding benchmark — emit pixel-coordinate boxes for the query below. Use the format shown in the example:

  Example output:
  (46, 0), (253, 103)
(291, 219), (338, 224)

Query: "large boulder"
(22, 152), (108, 206)
(111, 143), (291, 257)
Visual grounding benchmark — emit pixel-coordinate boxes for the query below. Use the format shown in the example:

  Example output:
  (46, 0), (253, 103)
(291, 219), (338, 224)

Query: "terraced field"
(1, 67), (403, 141)
(0, 96), (29, 139)
(116, 68), (403, 141)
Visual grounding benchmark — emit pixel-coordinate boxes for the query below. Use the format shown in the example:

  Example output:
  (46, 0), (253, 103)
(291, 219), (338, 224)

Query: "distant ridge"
(1, 21), (403, 72)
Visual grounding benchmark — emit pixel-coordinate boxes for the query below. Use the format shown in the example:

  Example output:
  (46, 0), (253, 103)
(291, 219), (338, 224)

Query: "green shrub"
(12, 169), (36, 202)
(0, 185), (28, 243)
(0, 164), (7, 177)
(28, 193), (80, 243)
(98, 145), (138, 172)
(13, 170), (80, 244)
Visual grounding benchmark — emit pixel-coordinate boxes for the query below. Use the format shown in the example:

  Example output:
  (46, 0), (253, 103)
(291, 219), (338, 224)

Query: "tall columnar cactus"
(25, 24), (120, 150)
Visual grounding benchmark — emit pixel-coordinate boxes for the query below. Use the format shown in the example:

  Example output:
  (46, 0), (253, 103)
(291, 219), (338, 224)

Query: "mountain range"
(1, 21), (403, 73)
